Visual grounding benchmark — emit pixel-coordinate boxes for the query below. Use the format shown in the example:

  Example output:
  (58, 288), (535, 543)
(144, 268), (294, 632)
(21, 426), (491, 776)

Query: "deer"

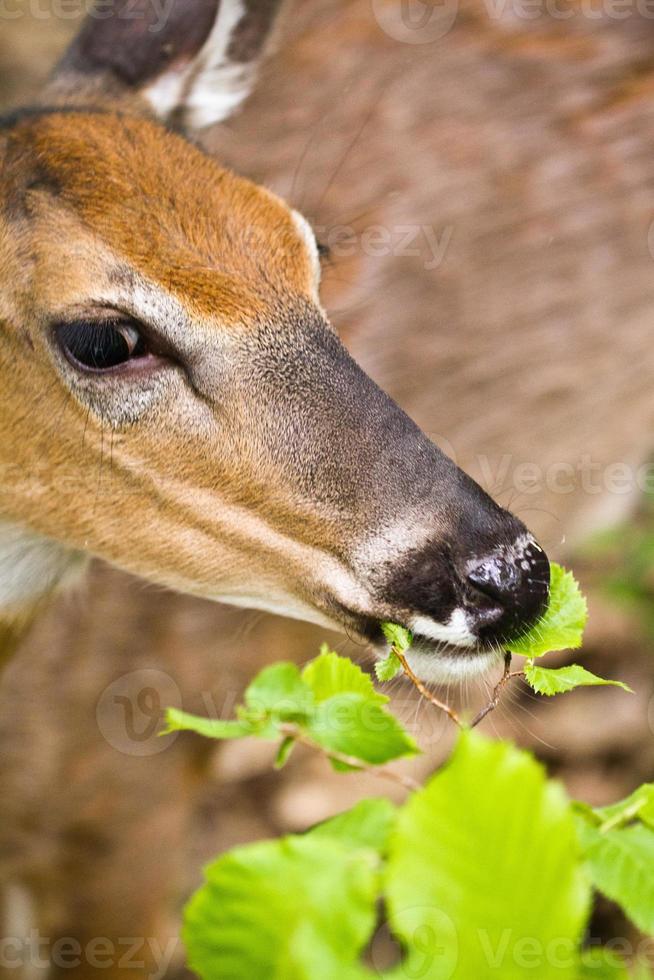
(4, 0), (653, 976)
(0, 0), (550, 686)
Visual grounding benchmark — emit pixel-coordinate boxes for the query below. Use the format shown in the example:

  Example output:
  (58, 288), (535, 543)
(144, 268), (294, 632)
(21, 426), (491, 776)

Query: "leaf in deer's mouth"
(376, 562), (588, 681)
(375, 622), (412, 681)
(504, 563), (587, 658)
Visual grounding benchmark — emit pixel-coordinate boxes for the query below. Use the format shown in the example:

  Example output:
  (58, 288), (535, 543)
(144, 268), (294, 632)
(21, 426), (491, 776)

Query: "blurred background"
(1, 0), (654, 975)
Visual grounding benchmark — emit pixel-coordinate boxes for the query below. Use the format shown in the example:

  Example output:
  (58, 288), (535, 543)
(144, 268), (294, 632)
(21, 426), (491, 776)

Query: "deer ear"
(52, 0), (284, 129)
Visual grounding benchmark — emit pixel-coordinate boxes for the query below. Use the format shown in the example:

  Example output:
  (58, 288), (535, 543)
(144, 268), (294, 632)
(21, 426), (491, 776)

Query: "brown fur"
(4, 111), (316, 316)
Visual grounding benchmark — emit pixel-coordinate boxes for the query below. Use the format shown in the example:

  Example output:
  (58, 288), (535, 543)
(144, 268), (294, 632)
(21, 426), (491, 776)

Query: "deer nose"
(463, 539), (550, 644)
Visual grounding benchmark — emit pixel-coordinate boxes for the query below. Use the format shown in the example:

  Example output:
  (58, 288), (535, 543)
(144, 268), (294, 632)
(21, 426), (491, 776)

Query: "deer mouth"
(384, 636), (504, 683)
(327, 532), (549, 682)
(327, 601), (502, 682)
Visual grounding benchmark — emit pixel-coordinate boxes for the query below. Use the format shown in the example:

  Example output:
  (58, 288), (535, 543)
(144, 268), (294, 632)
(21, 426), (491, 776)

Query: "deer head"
(0, 0), (549, 679)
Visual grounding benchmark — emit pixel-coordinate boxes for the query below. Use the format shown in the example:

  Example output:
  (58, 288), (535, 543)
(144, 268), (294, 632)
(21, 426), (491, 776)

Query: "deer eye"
(56, 319), (149, 372)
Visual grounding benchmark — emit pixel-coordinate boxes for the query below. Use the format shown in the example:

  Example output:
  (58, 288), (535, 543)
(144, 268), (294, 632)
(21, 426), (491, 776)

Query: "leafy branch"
(163, 560), (652, 980)
(164, 648), (420, 788)
(376, 562), (631, 728)
(277, 722), (421, 791)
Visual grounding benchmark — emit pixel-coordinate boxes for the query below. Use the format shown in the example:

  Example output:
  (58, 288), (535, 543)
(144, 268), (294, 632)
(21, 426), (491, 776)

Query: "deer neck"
(0, 520), (86, 662)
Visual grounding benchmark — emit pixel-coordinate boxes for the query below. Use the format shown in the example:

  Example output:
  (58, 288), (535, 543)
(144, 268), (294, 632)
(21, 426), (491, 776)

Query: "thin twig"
(393, 650), (463, 727)
(278, 724), (420, 792)
(469, 654), (525, 728)
(393, 647), (525, 730)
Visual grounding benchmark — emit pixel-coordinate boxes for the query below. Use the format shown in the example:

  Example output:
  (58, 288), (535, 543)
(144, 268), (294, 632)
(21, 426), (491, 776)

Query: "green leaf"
(161, 708), (252, 740)
(274, 736), (296, 769)
(244, 662), (314, 724)
(593, 784), (654, 832)
(308, 692), (418, 766)
(576, 818), (654, 935)
(381, 622), (412, 652)
(386, 730), (590, 979)
(376, 622), (412, 681)
(577, 947), (629, 979)
(507, 562), (588, 658)
(375, 650), (403, 682)
(309, 798), (397, 853)
(302, 649), (387, 705)
(183, 834), (378, 980)
(524, 663), (632, 697)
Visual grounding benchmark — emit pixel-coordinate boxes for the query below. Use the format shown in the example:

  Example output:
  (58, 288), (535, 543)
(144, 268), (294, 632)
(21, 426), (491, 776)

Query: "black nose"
(464, 539), (550, 644)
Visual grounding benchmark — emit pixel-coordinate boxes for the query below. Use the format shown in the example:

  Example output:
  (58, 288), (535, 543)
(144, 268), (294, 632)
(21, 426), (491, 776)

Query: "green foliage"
(507, 562), (588, 657)
(184, 731), (598, 980)
(308, 797), (397, 852)
(592, 784), (654, 832)
(576, 948), (629, 979)
(184, 834), (378, 980)
(163, 649), (418, 771)
(376, 564), (629, 700)
(375, 623), (412, 681)
(308, 692), (418, 767)
(303, 646), (387, 705)
(375, 649), (403, 682)
(170, 565), (650, 979)
(386, 731), (590, 980)
(576, 794), (654, 936)
(380, 622), (412, 652)
(245, 662), (314, 716)
(163, 711), (251, 740)
(524, 662), (633, 696)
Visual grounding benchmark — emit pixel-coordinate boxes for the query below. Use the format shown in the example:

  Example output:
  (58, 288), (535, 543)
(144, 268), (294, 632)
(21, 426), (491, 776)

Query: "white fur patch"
(409, 608), (476, 648)
(402, 645), (502, 684)
(144, 0), (260, 128)
(183, 63), (256, 130)
(291, 210), (322, 296)
(0, 520), (85, 612)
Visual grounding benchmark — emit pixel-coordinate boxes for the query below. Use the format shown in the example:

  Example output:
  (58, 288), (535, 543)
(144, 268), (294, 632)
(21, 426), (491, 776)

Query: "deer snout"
(378, 527), (549, 676)
(462, 537), (550, 644)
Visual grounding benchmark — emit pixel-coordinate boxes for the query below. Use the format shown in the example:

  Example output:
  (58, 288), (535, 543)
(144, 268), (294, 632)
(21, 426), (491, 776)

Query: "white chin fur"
(400, 645), (504, 684)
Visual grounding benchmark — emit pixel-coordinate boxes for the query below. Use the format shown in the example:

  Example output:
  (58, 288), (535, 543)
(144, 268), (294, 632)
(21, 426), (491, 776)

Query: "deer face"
(0, 0), (549, 679)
